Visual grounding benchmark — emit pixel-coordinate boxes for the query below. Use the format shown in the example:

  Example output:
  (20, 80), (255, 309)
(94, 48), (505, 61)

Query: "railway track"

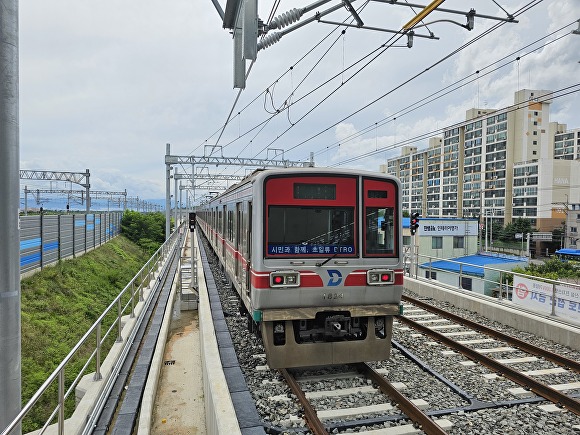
(398, 295), (580, 416)
(201, 233), (580, 433)
(279, 363), (452, 435)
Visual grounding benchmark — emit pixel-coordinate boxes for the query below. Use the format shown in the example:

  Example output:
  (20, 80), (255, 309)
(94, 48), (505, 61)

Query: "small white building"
(418, 253), (528, 296)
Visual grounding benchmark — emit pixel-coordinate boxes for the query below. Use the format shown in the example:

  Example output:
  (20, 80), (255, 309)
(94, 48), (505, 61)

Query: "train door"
(235, 202), (242, 282)
(215, 207), (219, 248)
(222, 205), (227, 260)
(244, 202), (252, 297)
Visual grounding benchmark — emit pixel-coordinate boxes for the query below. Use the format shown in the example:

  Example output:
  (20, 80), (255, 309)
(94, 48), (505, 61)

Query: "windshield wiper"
(316, 251), (339, 267)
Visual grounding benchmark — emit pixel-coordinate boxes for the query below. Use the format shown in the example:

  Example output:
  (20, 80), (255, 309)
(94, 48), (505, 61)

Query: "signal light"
(270, 271), (300, 288)
(367, 269), (394, 286)
(410, 212), (420, 236)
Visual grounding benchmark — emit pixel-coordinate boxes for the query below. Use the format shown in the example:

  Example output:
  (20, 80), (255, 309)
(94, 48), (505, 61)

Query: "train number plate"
(322, 292), (344, 300)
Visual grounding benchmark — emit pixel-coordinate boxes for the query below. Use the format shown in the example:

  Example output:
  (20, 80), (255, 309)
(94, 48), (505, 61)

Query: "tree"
(121, 211), (166, 254)
(499, 218), (534, 242)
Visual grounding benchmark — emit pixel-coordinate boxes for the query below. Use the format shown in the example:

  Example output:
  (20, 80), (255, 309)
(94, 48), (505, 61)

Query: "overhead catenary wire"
(191, 3), (361, 157)
(310, 23), (576, 159)
(189, 1), (570, 194)
(202, 1), (522, 166)
(326, 84), (580, 167)
(244, 1), (542, 160)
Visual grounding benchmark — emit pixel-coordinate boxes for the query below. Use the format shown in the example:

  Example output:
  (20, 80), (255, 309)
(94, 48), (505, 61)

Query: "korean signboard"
(512, 275), (580, 323)
(419, 221), (479, 237)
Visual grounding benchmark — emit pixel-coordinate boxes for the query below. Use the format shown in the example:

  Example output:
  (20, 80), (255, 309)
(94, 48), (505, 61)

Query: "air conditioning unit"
(524, 172), (529, 176)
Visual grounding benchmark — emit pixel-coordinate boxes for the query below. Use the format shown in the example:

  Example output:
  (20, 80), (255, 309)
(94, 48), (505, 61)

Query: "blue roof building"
(418, 253), (528, 296)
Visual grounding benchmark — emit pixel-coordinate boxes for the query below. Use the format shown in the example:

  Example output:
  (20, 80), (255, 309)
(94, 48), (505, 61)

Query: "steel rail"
(354, 363), (449, 435)
(402, 295), (580, 373)
(397, 315), (580, 416)
(279, 368), (329, 435)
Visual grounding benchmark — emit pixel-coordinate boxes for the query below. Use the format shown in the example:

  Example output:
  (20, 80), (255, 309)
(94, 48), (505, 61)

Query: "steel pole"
(0, 0), (22, 432)
(174, 166), (179, 228)
(165, 143), (171, 239)
(85, 169), (90, 213)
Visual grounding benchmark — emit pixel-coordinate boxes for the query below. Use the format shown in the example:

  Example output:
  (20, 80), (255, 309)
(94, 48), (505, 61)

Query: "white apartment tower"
(383, 89), (580, 233)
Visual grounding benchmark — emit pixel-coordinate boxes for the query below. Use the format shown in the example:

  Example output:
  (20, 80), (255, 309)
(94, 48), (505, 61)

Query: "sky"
(17, 0), (580, 207)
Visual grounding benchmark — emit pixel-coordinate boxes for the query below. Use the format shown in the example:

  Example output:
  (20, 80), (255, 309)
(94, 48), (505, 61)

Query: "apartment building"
(382, 89), (580, 234)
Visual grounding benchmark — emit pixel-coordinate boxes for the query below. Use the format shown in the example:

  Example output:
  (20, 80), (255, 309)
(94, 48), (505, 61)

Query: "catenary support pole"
(165, 143), (171, 240)
(85, 168), (91, 213)
(0, 0), (22, 433)
(174, 166), (179, 227)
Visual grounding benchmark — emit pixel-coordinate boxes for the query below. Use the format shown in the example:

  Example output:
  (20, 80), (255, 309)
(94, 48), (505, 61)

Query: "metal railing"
(1, 227), (183, 435)
(406, 250), (580, 323)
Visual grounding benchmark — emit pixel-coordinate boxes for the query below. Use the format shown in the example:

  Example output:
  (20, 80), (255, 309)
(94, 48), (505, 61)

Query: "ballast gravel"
(203, 240), (580, 434)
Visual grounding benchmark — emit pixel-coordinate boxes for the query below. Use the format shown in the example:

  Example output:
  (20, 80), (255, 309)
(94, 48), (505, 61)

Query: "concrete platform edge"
(195, 232), (242, 435)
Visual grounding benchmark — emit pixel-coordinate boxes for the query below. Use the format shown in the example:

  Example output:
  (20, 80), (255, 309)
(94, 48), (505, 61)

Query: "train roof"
(217, 167), (399, 197)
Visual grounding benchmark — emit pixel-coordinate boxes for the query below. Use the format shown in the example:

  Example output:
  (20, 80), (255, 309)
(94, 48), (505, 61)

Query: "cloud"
(17, 0), (580, 203)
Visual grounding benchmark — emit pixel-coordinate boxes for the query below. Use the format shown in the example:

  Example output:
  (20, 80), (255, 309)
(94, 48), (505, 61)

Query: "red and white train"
(196, 167), (403, 368)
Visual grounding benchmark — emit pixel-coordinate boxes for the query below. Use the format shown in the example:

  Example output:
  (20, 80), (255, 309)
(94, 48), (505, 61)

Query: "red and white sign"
(512, 276), (580, 323)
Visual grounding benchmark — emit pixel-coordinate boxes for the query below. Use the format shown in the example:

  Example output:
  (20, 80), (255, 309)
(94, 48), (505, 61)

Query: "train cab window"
(267, 206), (355, 256)
(365, 207), (395, 256)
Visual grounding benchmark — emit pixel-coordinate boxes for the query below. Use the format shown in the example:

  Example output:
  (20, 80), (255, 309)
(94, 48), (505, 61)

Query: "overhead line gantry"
(164, 143), (315, 238)
(19, 169), (91, 212)
(22, 187), (128, 214)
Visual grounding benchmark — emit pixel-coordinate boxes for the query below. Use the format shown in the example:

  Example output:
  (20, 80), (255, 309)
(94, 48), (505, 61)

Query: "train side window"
(228, 209), (234, 241)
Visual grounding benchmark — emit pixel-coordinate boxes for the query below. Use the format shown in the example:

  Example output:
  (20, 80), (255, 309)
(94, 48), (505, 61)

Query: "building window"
(533, 141), (537, 145)
(460, 276), (472, 290)
(432, 236), (443, 249)
(453, 236), (465, 249)
(533, 131), (538, 136)
(426, 270), (437, 279)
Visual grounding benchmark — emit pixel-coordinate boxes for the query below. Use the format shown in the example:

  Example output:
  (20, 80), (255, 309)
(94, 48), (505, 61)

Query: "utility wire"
(311, 23), (575, 158)
(327, 84), (580, 167)
(249, 1), (544, 158)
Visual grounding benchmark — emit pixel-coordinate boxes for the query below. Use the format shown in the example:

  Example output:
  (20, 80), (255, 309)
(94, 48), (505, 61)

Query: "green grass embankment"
(20, 235), (151, 431)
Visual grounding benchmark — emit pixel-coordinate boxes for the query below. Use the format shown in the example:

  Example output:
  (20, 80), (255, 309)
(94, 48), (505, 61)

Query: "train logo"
(327, 269), (343, 286)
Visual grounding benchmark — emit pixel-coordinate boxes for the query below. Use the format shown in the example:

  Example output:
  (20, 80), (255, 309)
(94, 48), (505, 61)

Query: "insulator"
(269, 8), (303, 29)
(258, 32), (281, 50)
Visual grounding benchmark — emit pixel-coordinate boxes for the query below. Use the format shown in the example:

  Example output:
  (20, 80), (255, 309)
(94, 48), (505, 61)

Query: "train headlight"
(269, 270), (300, 288)
(367, 269), (394, 286)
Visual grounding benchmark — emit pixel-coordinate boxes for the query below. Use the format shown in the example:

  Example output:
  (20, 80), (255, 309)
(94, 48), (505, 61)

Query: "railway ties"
(278, 364), (453, 435)
(396, 296), (580, 417)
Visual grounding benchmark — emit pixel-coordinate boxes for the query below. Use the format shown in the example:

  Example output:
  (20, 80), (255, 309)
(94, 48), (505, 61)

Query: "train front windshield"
(267, 207), (356, 256)
(264, 174), (398, 258)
